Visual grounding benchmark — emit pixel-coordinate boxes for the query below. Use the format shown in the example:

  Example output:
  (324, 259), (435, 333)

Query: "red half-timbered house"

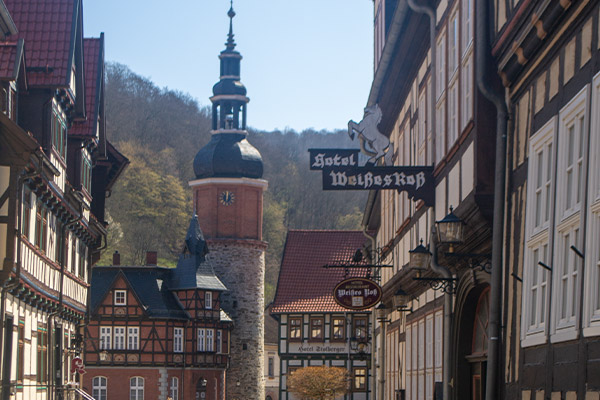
(83, 216), (233, 400)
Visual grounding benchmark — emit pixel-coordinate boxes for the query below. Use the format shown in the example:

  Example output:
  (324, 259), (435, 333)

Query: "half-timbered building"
(363, 0), (499, 398)
(271, 230), (373, 400)
(0, 0), (127, 399)
(492, 0), (600, 398)
(83, 216), (233, 400)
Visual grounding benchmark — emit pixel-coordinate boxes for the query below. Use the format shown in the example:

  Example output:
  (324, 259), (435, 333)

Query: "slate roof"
(4, 0), (79, 87)
(91, 266), (189, 320)
(271, 230), (370, 313)
(169, 215), (228, 291)
(70, 36), (102, 136)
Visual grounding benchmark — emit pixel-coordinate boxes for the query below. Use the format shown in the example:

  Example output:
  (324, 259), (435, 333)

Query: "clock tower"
(190, 3), (266, 399)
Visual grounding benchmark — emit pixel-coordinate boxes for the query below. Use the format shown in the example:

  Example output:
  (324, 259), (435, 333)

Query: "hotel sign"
(333, 277), (382, 310)
(309, 149), (360, 170)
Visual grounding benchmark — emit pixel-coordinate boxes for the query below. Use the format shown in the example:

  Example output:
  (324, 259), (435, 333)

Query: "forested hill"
(101, 63), (367, 301)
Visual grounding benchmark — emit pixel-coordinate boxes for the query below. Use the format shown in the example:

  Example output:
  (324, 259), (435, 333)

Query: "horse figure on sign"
(347, 104), (393, 166)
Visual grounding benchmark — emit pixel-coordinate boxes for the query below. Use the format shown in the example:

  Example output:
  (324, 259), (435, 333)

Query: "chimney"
(112, 251), (120, 266)
(146, 251), (157, 265)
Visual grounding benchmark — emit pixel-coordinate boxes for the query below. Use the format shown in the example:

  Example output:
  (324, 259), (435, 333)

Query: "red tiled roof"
(271, 230), (370, 313)
(70, 37), (102, 136)
(4, 0), (77, 87)
(0, 42), (18, 79)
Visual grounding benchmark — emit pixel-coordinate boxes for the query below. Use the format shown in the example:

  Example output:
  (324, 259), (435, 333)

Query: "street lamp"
(435, 206), (465, 251)
(375, 303), (389, 323)
(408, 239), (431, 275)
(392, 288), (413, 312)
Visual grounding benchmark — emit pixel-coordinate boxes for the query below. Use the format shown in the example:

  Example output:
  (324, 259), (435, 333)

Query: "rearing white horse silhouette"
(348, 104), (393, 166)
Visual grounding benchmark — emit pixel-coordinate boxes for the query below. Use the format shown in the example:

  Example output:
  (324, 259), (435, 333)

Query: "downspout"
(429, 228), (453, 400)
(362, 225), (379, 400)
(475, 1), (509, 400)
(406, 0), (436, 167)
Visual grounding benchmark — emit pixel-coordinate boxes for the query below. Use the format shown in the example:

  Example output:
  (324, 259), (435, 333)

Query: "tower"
(190, 3), (266, 399)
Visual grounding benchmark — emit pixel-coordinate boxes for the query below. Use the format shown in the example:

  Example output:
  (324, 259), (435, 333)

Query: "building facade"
(83, 217), (233, 400)
(363, 0), (600, 399)
(493, 0), (600, 398)
(191, 4), (267, 399)
(271, 230), (373, 400)
(0, 0), (127, 399)
(264, 305), (280, 400)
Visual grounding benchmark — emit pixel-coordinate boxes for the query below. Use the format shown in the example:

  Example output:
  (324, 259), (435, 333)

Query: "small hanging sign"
(71, 356), (86, 374)
(333, 277), (382, 310)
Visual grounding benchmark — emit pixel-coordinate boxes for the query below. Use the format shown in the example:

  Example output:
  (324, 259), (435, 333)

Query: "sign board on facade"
(71, 357), (86, 374)
(322, 166), (435, 206)
(333, 277), (382, 310)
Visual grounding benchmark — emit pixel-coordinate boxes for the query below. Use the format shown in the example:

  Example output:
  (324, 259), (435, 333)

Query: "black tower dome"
(193, 2), (263, 179)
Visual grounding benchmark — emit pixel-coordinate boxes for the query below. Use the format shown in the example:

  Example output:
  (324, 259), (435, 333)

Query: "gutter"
(475, 1), (509, 400)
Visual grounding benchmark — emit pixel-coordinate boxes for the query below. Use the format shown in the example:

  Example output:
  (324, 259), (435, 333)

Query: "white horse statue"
(348, 104), (393, 166)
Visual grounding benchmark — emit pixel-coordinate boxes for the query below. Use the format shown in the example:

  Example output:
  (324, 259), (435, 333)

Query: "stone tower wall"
(207, 239), (266, 400)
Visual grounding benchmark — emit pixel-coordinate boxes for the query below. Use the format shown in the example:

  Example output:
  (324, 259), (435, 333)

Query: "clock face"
(219, 190), (235, 206)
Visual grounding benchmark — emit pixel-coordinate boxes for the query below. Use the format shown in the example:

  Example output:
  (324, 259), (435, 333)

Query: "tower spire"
(226, 0), (236, 50)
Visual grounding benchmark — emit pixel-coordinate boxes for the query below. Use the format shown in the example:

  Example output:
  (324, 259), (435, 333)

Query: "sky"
(83, 1), (375, 133)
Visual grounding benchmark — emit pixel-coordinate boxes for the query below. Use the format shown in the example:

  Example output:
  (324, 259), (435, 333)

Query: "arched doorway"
(454, 282), (490, 400)
(466, 288), (489, 400)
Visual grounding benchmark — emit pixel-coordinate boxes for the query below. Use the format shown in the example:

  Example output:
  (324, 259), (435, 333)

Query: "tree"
(287, 366), (349, 399)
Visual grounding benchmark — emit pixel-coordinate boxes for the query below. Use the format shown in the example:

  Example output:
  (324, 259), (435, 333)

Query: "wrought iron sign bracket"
(412, 277), (458, 294)
(445, 252), (492, 274)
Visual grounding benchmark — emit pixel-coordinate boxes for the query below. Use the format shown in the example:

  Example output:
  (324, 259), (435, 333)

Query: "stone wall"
(208, 238), (267, 400)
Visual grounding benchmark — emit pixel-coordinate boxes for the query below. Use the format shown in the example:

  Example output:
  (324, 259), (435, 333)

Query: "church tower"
(190, 3), (266, 399)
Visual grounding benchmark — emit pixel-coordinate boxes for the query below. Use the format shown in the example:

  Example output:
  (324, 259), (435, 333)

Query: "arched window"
(130, 377), (144, 400)
(170, 377), (179, 400)
(92, 376), (107, 400)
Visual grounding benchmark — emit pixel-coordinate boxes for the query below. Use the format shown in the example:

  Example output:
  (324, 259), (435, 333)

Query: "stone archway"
(453, 272), (490, 400)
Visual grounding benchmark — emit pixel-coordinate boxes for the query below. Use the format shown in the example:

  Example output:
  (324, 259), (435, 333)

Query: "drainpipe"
(406, 0), (436, 166)
(475, 1), (509, 400)
(362, 226), (380, 400)
(429, 227), (453, 400)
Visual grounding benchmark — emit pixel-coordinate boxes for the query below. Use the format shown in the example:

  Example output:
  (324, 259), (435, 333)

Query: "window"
(406, 313), (443, 399)
(22, 187), (31, 238)
(206, 329), (214, 352)
(332, 317), (345, 341)
(522, 118), (555, 345)
(353, 367), (367, 391)
(174, 328), (183, 353)
(17, 321), (24, 382)
(461, 0), (473, 54)
(92, 376), (107, 400)
(130, 377), (144, 400)
(51, 103), (67, 160)
(35, 200), (48, 252)
(205, 291), (212, 310)
(81, 152), (92, 194)
(37, 327), (48, 384)
(216, 330), (222, 353)
(353, 317), (368, 340)
(418, 92), (427, 165)
(114, 327), (125, 350)
(170, 377), (179, 400)
(100, 327), (111, 350)
(584, 73), (600, 335)
(436, 33), (446, 99)
(128, 327), (139, 350)
(289, 317), (302, 341)
(309, 317), (324, 340)
(268, 356), (274, 378)
(114, 290), (127, 305)
(461, 54), (474, 130)
(197, 328), (205, 352)
(78, 241), (86, 278)
(448, 11), (459, 76)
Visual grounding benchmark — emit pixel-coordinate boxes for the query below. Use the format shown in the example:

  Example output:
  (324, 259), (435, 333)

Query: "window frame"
(99, 326), (111, 350)
(197, 328), (205, 352)
(353, 367), (367, 392)
(353, 316), (368, 340)
(309, 317), (324, 341)
(113, 327), (125, 350)
(170, 377), (179, 400)
(128, 327), (139, 350)
(205, 291), (213, 310)
(174, 327), (184, 353)
(288, 316), (302, 341)
(129, 376), (144, 400)
(92, 376), (108, 400)
(331, 316), (346, 341)
(114, 290), (127, 306)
